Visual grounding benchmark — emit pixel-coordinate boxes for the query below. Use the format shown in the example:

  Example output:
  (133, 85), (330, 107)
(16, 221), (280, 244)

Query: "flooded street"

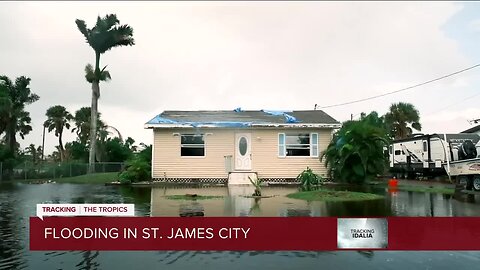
(2, 182), (480, 269)
(151, 185), (480, 217)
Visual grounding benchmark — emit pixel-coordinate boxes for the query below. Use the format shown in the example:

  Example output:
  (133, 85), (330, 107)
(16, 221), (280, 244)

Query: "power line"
(319, 63), (480, 109)
(423, 91), (480, 117)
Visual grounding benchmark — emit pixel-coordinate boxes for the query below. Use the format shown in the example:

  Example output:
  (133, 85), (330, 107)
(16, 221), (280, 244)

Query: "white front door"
(235, 133), (252, 170)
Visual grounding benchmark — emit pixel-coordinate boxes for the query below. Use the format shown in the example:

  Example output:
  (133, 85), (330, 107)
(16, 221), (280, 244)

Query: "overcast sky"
(1, 1), (480, 154)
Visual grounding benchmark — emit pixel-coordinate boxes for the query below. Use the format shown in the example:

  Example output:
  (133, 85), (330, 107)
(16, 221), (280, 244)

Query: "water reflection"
(0, 183), (28, 270)
(153, 185), (480, 217)
(2, 182), (480, 269)
(179, 202), (205, 217)
(75, 251), (100, 270)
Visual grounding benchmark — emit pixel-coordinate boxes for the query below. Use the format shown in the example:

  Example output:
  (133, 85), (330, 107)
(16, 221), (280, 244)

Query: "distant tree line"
(0, 74), (151, 180)
(0, 13), (146, 181)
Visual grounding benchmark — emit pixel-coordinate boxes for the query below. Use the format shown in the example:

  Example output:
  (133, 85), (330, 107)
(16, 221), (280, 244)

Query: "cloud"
(0, 2), (473, 153)
(468, 18), (480, 32)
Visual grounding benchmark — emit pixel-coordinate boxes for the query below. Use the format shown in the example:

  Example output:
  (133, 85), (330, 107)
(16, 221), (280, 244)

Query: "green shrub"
(118, 157), (150, 183)
(249, 176), (263, 196)
(297, 167), (323, 188)
(322, 112), (388, 184)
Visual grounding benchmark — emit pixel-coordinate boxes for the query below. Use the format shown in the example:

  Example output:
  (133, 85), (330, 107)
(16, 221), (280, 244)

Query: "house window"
(181, 134), (205, 156)
(310, 133), (318, 157)
(278, 133), (318, 157)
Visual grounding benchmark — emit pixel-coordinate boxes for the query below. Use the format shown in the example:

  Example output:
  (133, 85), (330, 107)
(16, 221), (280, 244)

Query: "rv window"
(423, 141), (427, 152)
(394, 150), (403, 155)
(180, 134), (205, 157)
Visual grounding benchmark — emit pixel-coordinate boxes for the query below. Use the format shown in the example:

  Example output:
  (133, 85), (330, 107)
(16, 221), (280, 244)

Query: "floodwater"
(1, 182), (480, 270)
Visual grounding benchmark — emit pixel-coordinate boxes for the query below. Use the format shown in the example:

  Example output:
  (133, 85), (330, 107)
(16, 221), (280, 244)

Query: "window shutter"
(278, 133), (286, 157)
(310, 133), (318, 157)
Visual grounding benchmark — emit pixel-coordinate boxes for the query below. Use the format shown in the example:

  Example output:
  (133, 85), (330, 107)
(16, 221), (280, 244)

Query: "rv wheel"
(473, 176), (480, 192)
(466, 177), (474, 191)
(458, 176), (468, 188)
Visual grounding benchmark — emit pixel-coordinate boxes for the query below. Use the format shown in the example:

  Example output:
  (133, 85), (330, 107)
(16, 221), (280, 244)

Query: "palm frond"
(97, 24), (135, 53)
(103, 14), (119, 30)
(84, 64), (95, 83)
(75, 19), (91, 43)
(77, 13), (135, 61)
(0, 75), (13, 87)
(85, 63), (111, 83)
(100, 70), (111, 81)
(411, 122), (422, 131)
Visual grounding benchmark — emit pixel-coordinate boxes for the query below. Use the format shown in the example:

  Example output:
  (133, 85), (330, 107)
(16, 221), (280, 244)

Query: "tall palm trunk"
(58, 132), (64, 162)
(7, 124), (16, 154)
(88, 52), (101, 173)
(88, 82), (99, 173)
(4, 118), (16, 179)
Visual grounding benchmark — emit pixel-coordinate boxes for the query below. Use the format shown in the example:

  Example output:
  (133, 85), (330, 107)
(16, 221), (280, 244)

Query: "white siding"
(152, 128), (333, 179)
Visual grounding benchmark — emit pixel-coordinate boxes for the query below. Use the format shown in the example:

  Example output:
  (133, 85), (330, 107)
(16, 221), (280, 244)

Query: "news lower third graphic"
(337, 218), (388, 249)
(31, 204), (480, 250)
(36, 203), (135, 219)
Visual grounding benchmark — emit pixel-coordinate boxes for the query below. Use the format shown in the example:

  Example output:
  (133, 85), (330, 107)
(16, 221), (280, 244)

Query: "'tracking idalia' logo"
(337, 218), (388, 249)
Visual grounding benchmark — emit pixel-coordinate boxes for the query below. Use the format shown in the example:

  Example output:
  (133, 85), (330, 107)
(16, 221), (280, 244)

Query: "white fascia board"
(144, 124), (192, 129)
(251, 123), (342, 128)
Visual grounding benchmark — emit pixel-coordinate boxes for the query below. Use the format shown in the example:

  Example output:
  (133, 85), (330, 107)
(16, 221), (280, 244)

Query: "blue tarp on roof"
(146, 109), (301, 127)
(262, 110), (299, 123)
(146, 115), (179, 124)
(189, 121), (252, 128)
(146, 115), (254, 127)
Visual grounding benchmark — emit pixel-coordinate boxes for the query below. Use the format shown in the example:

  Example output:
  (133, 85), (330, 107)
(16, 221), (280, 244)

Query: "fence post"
(103, 163), (106, 173)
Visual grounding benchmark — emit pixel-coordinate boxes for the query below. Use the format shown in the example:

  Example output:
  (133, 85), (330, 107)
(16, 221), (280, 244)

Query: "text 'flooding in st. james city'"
(44, 227), (251, 240)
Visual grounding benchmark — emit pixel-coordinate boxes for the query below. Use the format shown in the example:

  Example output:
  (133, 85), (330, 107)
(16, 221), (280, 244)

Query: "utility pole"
(41, 125), (46, 161)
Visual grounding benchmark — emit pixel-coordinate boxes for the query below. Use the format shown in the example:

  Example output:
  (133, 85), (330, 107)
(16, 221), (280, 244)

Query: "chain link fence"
(0, 161), (125, 181)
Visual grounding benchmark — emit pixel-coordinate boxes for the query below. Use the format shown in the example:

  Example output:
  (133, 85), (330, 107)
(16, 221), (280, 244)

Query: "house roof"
(145, 110), (341, 129)
(461, 124), (480, 134)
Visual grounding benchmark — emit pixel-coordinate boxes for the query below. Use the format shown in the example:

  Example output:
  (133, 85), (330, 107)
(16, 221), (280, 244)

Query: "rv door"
(389, 145), (394, 167)
(422, 140), (428, 168)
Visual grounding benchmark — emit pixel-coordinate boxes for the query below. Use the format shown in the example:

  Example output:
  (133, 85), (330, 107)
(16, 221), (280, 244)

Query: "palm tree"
(0, 76), (39, 154)
(384, 102), (422, 140)
(25, 144), (42, 164)
(125, 137), (137, 152)
(0, 83), (12, 135)
(72, 107), (105, 145)
(106, 125), (123, 142)
(44, 105), (73, 162)
(75, 14), (135, 173)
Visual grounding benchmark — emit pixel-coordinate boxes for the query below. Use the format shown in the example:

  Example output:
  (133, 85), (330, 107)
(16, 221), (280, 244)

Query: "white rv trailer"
(447, 158), (480, 190)
(389, 133), (480, 179)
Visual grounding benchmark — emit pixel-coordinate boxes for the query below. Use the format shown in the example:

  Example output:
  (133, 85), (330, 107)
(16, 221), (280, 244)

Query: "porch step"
(228, 172), (258, 185)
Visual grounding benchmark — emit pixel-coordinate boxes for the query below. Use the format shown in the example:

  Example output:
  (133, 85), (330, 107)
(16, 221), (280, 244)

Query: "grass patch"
(366, 181), (454, 195)
(286, 189), (384, 202)
(165, 195), (224, 200)
(23, 172), (119, 184)
(397, 185), (454, 195)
